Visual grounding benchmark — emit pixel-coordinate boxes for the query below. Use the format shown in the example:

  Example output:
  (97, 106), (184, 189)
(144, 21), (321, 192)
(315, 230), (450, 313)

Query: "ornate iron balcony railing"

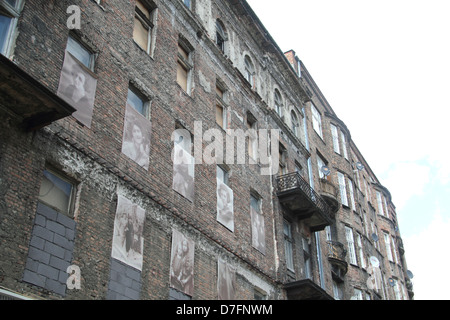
(276, 172), (335, 222)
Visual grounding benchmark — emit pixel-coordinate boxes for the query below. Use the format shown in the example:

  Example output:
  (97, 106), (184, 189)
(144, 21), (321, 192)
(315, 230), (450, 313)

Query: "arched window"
(244, 55), (255, 89)
(291, 110), (299, 136)
(216, 20), (227, 53)
(274, 89), (283, 116)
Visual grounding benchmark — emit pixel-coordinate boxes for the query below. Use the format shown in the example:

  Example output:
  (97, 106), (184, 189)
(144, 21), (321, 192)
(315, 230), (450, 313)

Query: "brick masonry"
(22, 203), (76, 297)
(0, 0), (413, 301)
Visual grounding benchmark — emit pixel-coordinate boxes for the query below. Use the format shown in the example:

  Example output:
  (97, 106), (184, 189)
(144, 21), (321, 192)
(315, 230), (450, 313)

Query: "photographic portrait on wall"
(172, 144), (195, 202)
(251, 206), (266, 254)
(216, 178), (234, 232)
(111, 195), (146, 271)
(121, 103), (151, 170)
(57, 51), (97, 128)
(169, 229), (195, 297)
(217, 259), (236, 300)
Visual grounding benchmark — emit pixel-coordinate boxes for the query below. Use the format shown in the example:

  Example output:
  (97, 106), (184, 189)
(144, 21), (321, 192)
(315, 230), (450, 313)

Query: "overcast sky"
(246, 0), (450, 300)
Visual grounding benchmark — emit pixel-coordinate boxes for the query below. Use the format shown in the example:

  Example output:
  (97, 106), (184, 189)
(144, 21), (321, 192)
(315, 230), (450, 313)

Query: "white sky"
(246, 0), (450, 300)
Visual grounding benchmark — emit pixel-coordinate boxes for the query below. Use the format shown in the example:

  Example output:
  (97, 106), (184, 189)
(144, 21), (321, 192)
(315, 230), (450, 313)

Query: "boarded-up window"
(133, 0), (155, 53)
(177, 44), (192, 93)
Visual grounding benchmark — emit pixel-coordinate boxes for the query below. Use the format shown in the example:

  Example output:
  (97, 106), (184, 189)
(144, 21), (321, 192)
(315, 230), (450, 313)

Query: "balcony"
(0, 55), (75, 131)
(319, 178), (340, 214)
(326, 240), (348, 282)
(276, 172), (335, 231)
(284, 279), (334, 300)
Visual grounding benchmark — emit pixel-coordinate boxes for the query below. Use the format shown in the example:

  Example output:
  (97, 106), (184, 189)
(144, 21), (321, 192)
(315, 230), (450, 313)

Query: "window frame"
(215, 82), (228, 129)
(244, 55), (255, 89)
(345, 226), (358, 266)
(215, 19), (227, 53)
(38, 168), (76, 218)
(330, 123), (340, 154)
(274, 89), (283, 117)
(177, 39), (193, 94)
(0, 0), (23, 57)
(337, 171), (349, 207)
(311, 103), (323, 139)
(290, 110), (300, 137)
(66, 34), (96, 71)
(283, 219), (294, 272)
(133, 0), (156, 54)
(127, 86), (150, 119)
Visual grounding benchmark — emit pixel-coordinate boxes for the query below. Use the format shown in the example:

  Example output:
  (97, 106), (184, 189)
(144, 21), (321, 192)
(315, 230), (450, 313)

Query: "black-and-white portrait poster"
(172, 144), (195, 202)
(111, 195), (146, 271)
(170, 229), (195, 297)
(217, 178), (234, 232)
(121, 103), (151, 170)
(251, 206), (266, 254)
(217, 259), (236, 300)
(57, 51), (97, 128)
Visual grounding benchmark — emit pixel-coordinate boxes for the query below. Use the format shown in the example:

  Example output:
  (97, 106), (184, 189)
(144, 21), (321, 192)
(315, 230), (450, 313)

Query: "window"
(383, 232), (393, 262)
(274, 89), (283, 117)
(215, 20), (227, 53)
(278, 144), (287, 176)
(177, 40), (193, 93)
(66, 35), (95, 70)
(246, 113), (257, 161)
(217, 165), (229, 185)
(311, 103), (323, 138)
(345, 226), (357, 265)
(356, 232), (366, 269)
(353, 288), (363, 300)
(244, 55), (255, 89)
(133, 0), (156, 54)
(337, 172), (348, 207)
(332, 281), (342, 300)
(0, 0), (22, 56)
(391, 235), (399, 263)
(317, 155), (327, 179)
(216, 83), (227, 129)
(330, 124), (340, 154)
(38, 169), (75, 217)
(303, 237), (312, 279)
(376, 191), (385, 216)
(254, 288), (267, 300)
(127, 87), (149, 118)
(348, 178), (356, 211)
(283, 220), (294, 271)
(250, 194), (265, 253)
(340, 131), (348, 159)
(291, 110), (299, 137)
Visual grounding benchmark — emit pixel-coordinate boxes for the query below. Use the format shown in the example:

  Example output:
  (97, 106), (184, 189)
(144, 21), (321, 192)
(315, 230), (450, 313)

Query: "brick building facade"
(0, 0), (413, 300)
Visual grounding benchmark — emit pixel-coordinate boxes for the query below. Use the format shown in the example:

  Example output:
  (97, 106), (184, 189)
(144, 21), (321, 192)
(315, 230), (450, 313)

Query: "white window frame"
(383, 232), (394, 262)
(311, 103), (323, 138)
(356, 232), (366, 269)
(330, 123), (340, 154)
(345, 226), (358, 265)
(376, 191), (385, 216)
(340, 131), (348, 159)
(337, 172), (348, 207)
(0, 0), (23, 57)
(348, 178), (356, 211)
(317, 156), (326, 179)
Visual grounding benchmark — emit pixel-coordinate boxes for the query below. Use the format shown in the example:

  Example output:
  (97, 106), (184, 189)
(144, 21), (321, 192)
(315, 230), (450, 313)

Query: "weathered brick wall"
(2, 0), (308, 300)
